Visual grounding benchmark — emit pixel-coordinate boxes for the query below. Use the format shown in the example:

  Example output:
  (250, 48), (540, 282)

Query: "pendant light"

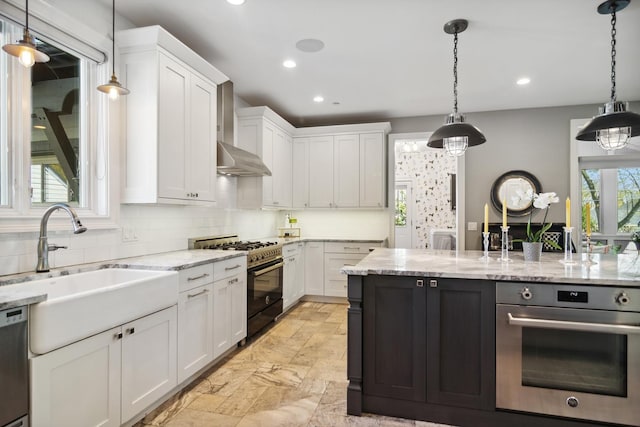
(575, 0), (640, 150)
(2, 0), (50, 67)
(97, 0), (129, 100)
(427, 19), (486, 157)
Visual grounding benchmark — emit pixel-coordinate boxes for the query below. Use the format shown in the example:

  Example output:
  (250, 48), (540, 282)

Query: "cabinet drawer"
(179, 264), (214, 292)
(282, 243), (301, 258)
(214, 257), (247, 281)
(324, 242), (380, 254)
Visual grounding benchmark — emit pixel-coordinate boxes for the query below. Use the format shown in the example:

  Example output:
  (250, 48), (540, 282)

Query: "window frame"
(0, 5), (118, 233)
(571, 119), (640, 249)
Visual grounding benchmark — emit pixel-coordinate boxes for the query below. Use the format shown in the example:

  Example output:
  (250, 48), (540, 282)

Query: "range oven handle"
(251, 261), (284, 277)
(507, 312), (640, 335)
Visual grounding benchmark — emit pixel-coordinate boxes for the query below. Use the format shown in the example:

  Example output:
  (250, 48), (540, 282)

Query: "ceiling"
(111, 0), (640, 127)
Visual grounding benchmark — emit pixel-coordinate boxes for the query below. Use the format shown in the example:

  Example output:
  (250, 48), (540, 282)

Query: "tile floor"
(135, 301), (451, 427)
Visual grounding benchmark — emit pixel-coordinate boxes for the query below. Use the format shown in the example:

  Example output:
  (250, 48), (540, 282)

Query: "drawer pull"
(187, 273), (210, 281)
(343, 246), (360, 250)
(344, 264), (355, 267)
(187, 288), (209, 298)
(225, 264), (241, 271)
(228, 278), (239, 285)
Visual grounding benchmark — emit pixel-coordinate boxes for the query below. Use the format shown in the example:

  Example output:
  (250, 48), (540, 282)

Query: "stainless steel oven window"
(521, 327), (627, 397)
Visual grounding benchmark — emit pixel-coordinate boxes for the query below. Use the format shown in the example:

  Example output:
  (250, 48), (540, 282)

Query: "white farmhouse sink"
(28, 268), (178, 354)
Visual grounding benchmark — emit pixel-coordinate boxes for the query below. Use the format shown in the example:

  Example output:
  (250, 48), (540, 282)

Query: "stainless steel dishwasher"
(0, 306), (28, 427)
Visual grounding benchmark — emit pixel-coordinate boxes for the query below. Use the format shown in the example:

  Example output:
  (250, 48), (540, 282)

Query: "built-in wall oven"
(496, 282), (640, 426)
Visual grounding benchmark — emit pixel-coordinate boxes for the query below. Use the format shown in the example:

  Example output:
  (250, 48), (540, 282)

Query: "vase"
(522, 242), (543, 262)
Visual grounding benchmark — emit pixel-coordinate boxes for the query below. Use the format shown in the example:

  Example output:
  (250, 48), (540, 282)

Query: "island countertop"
(341, 248), (640, 287)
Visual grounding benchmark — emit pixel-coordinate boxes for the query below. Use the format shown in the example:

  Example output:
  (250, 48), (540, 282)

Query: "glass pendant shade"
(2, 25), (50, 68)
(443, 136), (469, 157)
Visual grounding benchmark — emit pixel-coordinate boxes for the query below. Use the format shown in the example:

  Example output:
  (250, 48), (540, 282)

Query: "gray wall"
(390, 101), (640, 249)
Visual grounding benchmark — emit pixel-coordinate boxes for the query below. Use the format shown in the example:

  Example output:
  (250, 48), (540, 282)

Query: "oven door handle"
(507, 312), (640, 335)
(251, 262), (284, 276)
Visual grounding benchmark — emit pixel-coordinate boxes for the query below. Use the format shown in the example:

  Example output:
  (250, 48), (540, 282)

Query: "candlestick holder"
(560, 226), (577, 265)
(479, 231), (492, 261)
(500, 226), (511, 262)
(583, 234), (598, 266)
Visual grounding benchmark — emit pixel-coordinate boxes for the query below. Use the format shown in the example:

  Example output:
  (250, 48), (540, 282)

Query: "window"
(0, 12), (112, 229)
(580, 163), (640, 246)
(395, 187), (407, 226)
(30, 39), (82, 207)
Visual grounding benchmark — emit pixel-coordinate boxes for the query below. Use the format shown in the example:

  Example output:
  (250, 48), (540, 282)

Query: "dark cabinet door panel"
(363, 275), (426, 402)
(426, 278), (495, 410)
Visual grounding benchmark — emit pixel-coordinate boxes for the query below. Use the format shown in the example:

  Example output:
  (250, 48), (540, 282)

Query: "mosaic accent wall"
(396, 148), (457, 248)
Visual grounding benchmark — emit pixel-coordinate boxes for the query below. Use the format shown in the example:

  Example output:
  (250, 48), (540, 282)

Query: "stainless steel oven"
(496, 282), (640, 426)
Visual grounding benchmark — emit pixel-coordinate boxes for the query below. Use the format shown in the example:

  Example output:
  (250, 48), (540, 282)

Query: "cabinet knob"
(114, 332), (123, 340)
(521, 287), (533, 300)
(126, 327), (135, 335)
(429, 279), (438, 288)
(416, 279), (424, 287)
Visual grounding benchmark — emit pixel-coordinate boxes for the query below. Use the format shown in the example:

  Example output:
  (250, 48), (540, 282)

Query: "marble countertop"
(342, 248), (640, 287)
(0, 250), (245, 310)
(277, 237), (387, 246)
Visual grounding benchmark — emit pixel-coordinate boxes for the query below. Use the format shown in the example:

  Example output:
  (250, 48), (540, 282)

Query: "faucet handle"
(48, 244), (68, 251)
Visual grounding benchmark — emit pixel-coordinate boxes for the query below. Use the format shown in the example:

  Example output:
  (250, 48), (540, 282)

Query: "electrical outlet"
(122, 227), (138, 242)
(467, 222), (478, 231)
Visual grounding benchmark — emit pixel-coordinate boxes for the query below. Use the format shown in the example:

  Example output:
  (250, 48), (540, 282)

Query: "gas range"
(188, 235), (282, 269)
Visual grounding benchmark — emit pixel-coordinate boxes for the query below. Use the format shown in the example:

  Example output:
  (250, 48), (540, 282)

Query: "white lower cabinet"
(323, 242), (383, 298)
(283, 243), (305, 311)
(304, 241), (325, 296)
(31, 306), (177, 427)
(213, 257), (247, 359)
(177, 283), (214, 384)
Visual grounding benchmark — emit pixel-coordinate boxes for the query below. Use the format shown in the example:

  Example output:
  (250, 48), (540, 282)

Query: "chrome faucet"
(36, 203), (87, 272)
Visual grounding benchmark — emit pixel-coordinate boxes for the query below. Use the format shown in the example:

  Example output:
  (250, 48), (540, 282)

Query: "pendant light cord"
(452, 31), (459, 114)
(610, 10), (617, 103)
(25, 0), (29, 30)
(111, 0), (116, 77)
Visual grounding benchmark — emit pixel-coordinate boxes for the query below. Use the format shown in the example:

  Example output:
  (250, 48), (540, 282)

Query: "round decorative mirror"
(490, 170), (542, 217)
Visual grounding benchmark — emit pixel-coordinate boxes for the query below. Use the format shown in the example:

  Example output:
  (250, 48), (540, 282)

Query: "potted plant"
(513, 190), (562, 261)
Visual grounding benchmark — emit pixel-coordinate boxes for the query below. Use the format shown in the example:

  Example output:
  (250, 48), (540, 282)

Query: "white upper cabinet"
(359, 132), (385, 207)
(333, 134), (360, 208)
(307, 135), (335, 208)
(118, 25), (227, 205)
(294, 123), (390, 208)
(236, 107), (295, 209)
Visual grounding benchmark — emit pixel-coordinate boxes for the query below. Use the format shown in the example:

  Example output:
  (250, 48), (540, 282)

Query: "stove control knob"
(616, 291), (630, 306)
(566, 396), (579, 408)
(521, 287), (533, 300)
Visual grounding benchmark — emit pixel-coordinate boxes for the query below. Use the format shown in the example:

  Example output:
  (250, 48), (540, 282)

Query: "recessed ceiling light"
(313, 95), (324, 103)
(517, 77), (531, 85)
(296, 39), (325, 53)
(226, 0), (245, 5)
(282, 59), (296, 68)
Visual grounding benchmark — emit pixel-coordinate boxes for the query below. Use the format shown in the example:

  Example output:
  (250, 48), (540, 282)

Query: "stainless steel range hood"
(216, 81), (271, 176)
